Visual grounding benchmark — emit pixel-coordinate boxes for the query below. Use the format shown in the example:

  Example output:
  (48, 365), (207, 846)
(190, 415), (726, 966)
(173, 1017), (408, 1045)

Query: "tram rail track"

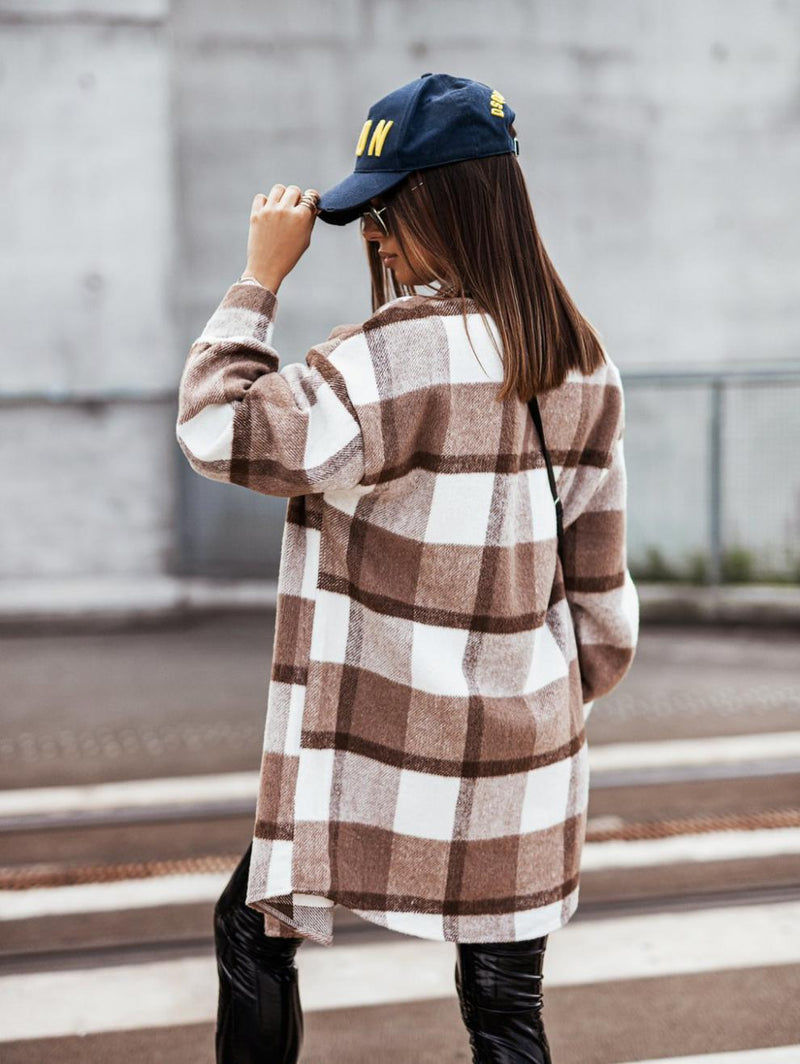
(2, 879), (800, 977)
(1, 809), (799, 983)
(2, 805), (800, 890)
(2, 726), (798, 982)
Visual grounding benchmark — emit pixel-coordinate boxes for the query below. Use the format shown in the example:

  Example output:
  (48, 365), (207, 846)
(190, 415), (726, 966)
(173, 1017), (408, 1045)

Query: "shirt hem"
(249, 884), (582, 948)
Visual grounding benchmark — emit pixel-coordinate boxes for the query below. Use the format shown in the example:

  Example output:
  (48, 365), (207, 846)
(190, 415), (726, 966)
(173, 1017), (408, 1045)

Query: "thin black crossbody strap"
(527, 396), (564, 556)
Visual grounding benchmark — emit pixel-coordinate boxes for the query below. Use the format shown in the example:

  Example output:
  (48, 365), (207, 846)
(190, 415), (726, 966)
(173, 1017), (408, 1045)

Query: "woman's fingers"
(253, 185), (319, 214)
(283, 185), (320, 216)
(250, 187), (316, 217)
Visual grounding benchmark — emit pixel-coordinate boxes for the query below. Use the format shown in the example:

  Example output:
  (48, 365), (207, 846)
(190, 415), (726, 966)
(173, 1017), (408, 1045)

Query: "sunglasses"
(360, 179), (424, 236)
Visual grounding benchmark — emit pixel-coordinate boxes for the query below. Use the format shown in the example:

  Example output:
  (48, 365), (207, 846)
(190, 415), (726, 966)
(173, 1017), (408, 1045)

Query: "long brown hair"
(362, 129), (607, 402)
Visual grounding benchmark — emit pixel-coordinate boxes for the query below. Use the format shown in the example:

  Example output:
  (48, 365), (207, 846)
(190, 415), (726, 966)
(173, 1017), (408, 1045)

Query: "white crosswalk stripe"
(1, 729), (798, 821)
(626, 1049), (800, 1063)
(1, 900), (799, 1042)
(2, 825), (799, 921)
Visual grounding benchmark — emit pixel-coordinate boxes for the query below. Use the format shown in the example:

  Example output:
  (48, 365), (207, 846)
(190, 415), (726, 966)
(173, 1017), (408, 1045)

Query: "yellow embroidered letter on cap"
(367, 119), (394, 156)
(356, 118), (394, 158)
(355, 119), (373, 156)
(490, 89), (505, 117)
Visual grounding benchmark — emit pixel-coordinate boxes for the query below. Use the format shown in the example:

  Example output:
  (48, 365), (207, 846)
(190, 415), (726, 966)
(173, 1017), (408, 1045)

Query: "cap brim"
(316, 169), (412, 226)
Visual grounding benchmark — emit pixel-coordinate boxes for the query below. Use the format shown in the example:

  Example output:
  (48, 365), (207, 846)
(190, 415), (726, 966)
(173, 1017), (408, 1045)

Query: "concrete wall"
(2, 0), (799, 591)
(0, 0), (177, 580)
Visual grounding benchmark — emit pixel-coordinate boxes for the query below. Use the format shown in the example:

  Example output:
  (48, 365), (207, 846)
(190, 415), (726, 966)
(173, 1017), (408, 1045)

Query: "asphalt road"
(1, 618), (799, 1062)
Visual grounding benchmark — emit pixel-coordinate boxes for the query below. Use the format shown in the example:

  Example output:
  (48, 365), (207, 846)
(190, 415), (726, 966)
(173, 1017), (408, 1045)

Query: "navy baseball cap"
(316, 72), (519, 226)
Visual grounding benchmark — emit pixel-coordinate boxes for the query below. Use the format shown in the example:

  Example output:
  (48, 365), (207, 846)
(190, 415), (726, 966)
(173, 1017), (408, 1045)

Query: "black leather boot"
(455, 937), (553, 1063)
(213, 843), (306, 1064)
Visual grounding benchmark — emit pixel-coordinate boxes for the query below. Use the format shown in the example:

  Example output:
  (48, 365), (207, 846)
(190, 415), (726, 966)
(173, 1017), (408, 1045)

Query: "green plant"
(685, 550), (709, 585)
(630, 545), (800, 585)
(721, 547), (755, 583)
(630, 546), (681, 583)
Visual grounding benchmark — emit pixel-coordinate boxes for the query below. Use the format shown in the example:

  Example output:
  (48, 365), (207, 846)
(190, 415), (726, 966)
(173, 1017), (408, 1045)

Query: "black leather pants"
(454, 936), (552, 1063)
(213, 843), (305, 1063)
(214, 843), (552, 1063)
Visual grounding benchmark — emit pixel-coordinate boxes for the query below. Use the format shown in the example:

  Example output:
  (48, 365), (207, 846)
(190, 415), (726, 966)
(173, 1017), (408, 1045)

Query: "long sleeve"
(560, 370), (639, 715)
(175, 281), (368, 498)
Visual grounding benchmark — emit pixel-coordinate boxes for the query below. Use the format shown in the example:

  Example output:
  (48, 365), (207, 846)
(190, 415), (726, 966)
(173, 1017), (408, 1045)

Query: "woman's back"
(319, 291), (631, 697)
(176, 279), (639, 947)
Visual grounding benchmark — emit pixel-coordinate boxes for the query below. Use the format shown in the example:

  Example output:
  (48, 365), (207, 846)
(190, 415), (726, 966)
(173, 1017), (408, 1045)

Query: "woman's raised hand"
(242, 184), (320, 294)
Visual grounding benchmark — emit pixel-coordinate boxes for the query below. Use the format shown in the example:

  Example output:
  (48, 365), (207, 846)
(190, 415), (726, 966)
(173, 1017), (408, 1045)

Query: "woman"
(177, 73), (639, 1064)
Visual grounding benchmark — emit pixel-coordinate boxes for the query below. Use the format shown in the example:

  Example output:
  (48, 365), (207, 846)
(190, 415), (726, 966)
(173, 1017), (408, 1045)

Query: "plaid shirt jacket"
(176, 279), (639, 947)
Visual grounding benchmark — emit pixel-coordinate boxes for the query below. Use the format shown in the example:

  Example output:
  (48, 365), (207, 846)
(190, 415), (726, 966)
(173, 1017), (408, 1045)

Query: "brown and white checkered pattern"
(176, 280), (639, 947)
